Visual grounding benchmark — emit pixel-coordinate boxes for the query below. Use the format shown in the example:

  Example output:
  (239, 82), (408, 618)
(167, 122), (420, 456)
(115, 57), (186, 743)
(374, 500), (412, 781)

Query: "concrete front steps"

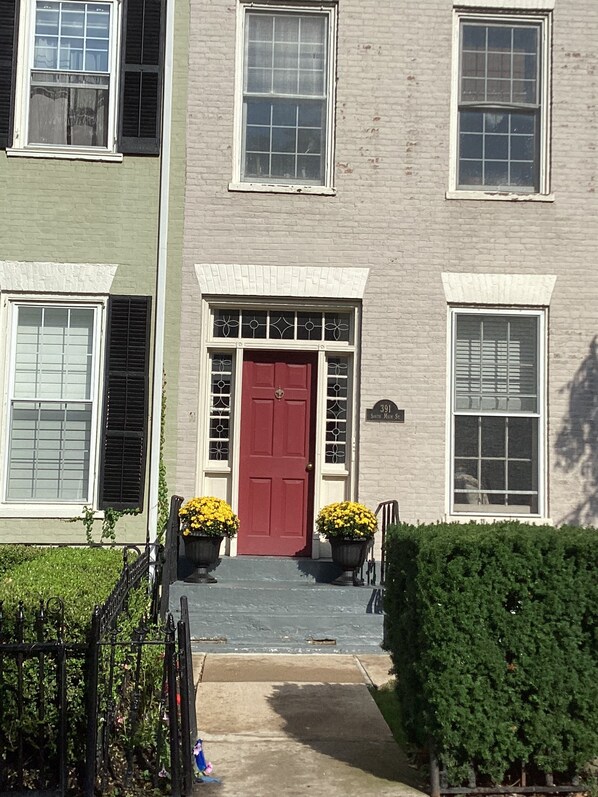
(169, 556), (385, 655)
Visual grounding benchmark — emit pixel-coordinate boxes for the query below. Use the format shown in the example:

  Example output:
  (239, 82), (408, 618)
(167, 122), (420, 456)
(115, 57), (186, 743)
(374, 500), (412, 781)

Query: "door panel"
(238, 350), (317, 556)
(248, 478), (272, 533)
(250, 399), (274, 456)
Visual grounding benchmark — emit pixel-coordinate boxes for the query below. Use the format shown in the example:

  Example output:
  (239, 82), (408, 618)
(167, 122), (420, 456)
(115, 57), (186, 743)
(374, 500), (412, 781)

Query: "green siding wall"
(0, 156), (160, 297)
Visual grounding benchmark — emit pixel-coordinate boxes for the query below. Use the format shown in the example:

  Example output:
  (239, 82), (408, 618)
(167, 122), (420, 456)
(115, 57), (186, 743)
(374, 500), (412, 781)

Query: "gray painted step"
(169, 579), (385, 655)
(176, 554), (363, 584)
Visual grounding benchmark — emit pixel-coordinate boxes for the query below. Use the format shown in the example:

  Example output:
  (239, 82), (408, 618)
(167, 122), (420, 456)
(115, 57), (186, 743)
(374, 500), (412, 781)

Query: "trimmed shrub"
(0, 547), (151, 791)
(0, 547), (125, 639)
(0, 544), (46, 578)
(384, 521), (598, 785)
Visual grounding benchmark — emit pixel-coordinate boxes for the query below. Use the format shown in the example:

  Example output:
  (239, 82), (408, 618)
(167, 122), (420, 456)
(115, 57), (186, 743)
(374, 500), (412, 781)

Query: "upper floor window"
(451, 12), (551, 197)
(26, 1), (116, 149)
(1, 0), (165, 158)
(232, 3), (336, 193)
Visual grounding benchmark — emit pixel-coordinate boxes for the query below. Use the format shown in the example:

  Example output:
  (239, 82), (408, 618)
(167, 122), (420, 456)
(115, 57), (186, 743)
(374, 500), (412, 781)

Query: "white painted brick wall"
(175, 0), (598, 527)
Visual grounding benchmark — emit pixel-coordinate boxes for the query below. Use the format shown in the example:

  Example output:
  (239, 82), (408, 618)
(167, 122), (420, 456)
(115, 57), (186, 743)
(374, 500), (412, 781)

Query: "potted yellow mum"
(179, 496), (239, 583)
(315, 501), (377, 586)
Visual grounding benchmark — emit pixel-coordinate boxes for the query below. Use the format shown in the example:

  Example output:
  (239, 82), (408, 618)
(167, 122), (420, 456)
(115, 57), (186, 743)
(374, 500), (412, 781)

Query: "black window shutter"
(0, 0), (19, 149)
(99, 296), (152, 511)
(118, 0), (165, 155)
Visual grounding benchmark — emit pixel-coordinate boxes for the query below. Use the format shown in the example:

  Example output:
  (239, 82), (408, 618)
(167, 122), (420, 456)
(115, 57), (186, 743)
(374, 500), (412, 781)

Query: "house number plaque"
(366, 400), (405, 423)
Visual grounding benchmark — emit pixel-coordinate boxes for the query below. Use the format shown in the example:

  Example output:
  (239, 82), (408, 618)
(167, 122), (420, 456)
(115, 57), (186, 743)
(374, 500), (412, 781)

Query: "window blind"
(455, 315), (537, 412)
(6, 306), (95, 501)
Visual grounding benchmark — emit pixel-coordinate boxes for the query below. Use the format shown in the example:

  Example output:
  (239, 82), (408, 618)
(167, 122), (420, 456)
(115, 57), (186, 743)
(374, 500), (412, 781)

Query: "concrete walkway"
(193, 653), (428, 796)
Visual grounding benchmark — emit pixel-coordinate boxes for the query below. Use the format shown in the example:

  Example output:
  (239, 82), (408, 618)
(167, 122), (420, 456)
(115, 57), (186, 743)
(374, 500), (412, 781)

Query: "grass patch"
(369, 678), (409, 749)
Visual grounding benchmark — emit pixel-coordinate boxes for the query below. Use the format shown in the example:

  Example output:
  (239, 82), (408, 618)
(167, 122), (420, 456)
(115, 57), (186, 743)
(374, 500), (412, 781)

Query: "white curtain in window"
(28, 83), (109, 147)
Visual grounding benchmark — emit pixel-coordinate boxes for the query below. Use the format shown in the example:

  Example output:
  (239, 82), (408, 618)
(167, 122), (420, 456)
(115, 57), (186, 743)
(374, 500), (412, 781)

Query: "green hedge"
(384, 521), (598, 785)
(0, 544), (46, 578)
(0, 546), (152, 789)
(0, 547), (126, 639)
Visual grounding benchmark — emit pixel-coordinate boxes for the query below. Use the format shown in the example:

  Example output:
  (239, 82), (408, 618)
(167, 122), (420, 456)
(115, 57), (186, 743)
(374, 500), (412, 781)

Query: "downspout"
(147, 0), (176, 544)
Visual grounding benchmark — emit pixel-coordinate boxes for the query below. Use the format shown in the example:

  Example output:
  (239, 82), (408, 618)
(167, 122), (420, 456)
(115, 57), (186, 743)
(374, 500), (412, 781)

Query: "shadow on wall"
(555, 335), (598, 526)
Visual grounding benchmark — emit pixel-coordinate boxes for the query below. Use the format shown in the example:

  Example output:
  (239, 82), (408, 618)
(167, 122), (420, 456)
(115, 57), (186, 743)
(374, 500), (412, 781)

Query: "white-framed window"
(232, 2), (337, 193)
(212, 307), (352, 343)
(450, 309), (545, 516)
(4, 302), (103, 504)
(449, 11), (551, 197)
(13, 0), (120, 154)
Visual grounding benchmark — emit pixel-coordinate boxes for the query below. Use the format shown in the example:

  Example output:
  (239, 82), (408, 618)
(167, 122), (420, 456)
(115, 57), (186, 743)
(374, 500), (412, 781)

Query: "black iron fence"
(0, 542), (196, 796)
(429, 750), (583, 797)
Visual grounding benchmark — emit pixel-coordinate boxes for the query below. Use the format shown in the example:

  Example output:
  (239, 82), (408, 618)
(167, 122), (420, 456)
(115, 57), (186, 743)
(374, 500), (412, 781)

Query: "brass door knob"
(305, 463), (314, 472)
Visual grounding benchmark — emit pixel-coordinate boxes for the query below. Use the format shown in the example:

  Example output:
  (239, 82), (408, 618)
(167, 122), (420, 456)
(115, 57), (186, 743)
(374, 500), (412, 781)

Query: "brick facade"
(175, 0), (598, 533)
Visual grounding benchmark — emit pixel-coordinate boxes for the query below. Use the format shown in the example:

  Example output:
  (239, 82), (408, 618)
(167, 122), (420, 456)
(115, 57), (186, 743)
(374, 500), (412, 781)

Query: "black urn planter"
(329, 537), (369, 586)
(183, 534), (224, 583)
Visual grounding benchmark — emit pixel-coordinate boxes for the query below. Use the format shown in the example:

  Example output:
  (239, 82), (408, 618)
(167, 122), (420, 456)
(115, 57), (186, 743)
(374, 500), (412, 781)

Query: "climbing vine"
(71, 506), (139, 545)
(72, 505), (140, 545)
(157, 374), (169, 541)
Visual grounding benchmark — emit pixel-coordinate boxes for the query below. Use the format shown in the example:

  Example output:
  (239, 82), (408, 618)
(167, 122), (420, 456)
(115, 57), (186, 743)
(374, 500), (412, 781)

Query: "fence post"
(177, 608), (194, 794)
(16, 602), (24, 790)
(161, 496), (184, 621)
(166, 614), (182, 797)
(84, 608), (101, 797)
(180, 596), (197, 743)
(56, 644), (68, 796)
(429, 744), (441, 797)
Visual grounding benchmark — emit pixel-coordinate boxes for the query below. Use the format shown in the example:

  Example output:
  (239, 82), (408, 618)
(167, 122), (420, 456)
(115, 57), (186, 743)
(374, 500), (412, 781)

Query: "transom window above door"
(232, 3), (337, 193)
(212, 308), (352, 343)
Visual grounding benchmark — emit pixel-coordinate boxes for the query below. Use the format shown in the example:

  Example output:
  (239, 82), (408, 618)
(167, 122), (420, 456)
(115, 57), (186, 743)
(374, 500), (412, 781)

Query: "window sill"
(446, 190), (555, 203)
(446, 513), (551, 525)
(0, 504), (102, 519)
(228, 182), (336, 196)
(6, 147), (124, 163)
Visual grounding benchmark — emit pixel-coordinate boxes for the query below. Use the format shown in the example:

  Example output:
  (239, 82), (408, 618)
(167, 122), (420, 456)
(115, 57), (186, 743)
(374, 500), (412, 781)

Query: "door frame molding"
(196, 297), (360, 558)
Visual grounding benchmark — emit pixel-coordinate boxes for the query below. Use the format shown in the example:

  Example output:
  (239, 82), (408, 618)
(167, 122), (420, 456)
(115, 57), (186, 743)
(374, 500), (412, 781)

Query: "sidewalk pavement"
(193, 653), (428, 797)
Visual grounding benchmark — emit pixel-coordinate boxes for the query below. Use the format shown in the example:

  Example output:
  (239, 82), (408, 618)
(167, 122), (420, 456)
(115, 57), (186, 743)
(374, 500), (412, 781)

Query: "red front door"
(238, 351), (317, 556)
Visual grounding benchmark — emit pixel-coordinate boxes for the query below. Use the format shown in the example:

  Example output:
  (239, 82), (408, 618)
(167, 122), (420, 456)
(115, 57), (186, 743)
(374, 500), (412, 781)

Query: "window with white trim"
(235, 4), (336, 189)
(451, 311), (543, 515)
(0, 296), (151, 513)
(208, 352), (234, 463)
(19, 1), (118, 149)
(3, 0), (165, 157)
(452, 12), (550, 195)
(5, 303), (101, 502)
(212, 307), (352, 343)
(326, 356), (349, 464)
